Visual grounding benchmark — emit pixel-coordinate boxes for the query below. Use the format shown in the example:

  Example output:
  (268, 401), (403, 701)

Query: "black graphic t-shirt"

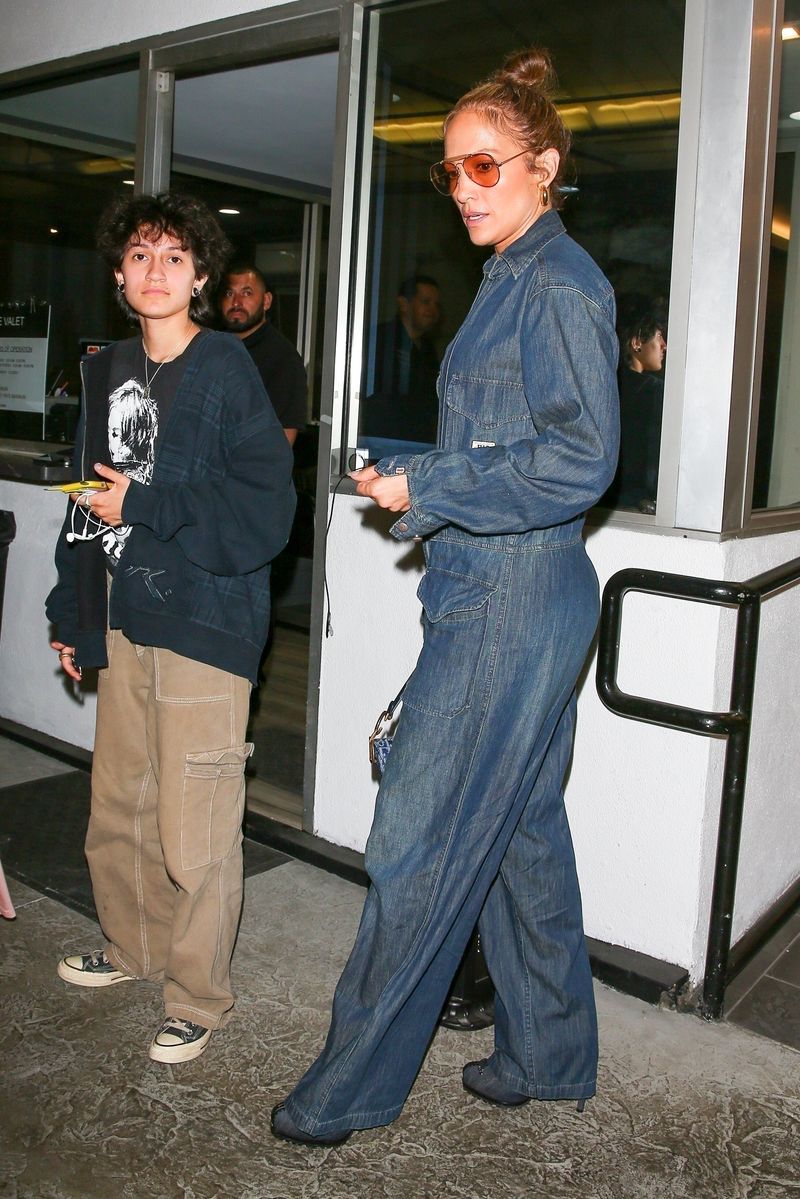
(102, 329), (208, 569)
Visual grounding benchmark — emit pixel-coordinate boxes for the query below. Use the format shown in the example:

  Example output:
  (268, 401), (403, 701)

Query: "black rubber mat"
(0, 769), (289, 920)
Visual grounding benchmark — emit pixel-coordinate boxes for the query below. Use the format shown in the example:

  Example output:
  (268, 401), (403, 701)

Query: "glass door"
(345, 0), (686, 520)
(169, 53), (337, 828)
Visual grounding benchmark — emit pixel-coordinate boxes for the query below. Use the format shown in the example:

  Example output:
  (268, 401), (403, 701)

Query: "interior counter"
(0, 477), (96, 750)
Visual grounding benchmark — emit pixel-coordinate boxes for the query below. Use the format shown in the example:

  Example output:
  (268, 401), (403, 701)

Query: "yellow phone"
(46, 480), (111, 493)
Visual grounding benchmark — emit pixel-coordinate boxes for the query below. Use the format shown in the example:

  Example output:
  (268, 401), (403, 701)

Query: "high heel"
(463, 1059), (592, 1113)
(462, 1059), (531, 1106)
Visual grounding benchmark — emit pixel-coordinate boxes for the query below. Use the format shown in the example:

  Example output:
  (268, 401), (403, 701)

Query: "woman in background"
(272, 46), (619, 1144)
(603, 299), (666, 512)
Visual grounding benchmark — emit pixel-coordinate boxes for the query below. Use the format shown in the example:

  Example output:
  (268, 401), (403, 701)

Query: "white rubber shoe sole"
(57, 952), (133, 988)
(148, 1020), (212, 1064)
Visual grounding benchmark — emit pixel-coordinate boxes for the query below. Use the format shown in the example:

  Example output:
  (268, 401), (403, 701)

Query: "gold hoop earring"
(540, 184), (550, 208)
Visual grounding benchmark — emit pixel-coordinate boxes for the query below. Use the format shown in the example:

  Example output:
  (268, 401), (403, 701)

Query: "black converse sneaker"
(148, 1017), (212, 1064)
(57, 950), (132, 988)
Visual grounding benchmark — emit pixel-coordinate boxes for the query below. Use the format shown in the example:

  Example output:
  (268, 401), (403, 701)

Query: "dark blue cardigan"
(46, 331), (296, 684)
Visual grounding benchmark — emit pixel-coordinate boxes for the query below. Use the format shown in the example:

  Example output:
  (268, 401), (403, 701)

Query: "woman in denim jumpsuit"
(273, 48), (620, 1144)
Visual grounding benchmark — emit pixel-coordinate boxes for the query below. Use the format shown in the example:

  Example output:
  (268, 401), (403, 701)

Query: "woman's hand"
(51, 640), (81, 681)
(70, 463), (131, 527)
(350, 466), (411, 513)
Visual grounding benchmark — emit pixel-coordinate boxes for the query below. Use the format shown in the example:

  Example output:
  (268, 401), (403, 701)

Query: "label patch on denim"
(471, 439), (496, 448)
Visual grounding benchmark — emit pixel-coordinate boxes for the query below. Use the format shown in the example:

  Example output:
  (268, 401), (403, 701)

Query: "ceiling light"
(782, 24), (800, 39)
(77, 157), (133, 176)
(790, 111), (800, 120)
(219, 208), (240, 215)
(372, 91), (681, 144)
(49, 227), (59, 234)
(122, 178), (135, 185)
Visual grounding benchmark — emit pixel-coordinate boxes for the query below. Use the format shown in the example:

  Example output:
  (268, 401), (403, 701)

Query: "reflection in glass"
(354, 0), (684, 505)
(602, 298), (667, 513)
(753, 6), (800, 510)
(360, 273), (442, 452)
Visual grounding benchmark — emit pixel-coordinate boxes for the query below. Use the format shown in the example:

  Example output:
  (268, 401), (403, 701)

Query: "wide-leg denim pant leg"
(284, 535), (599, 1136)
(478, 693), (598, 1097)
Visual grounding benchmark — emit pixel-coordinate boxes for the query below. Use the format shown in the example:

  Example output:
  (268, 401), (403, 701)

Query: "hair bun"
(444, 44), (571, 209)
(497, 47), (557, 96)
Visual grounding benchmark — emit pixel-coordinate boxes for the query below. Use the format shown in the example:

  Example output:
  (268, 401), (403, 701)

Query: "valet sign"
(0, 302), (50, 414)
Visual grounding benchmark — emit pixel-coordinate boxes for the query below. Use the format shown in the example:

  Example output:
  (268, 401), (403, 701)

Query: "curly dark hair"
(96, 192), (232, 322)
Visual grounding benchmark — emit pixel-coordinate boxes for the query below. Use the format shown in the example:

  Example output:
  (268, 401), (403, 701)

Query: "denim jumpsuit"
(285, 211), (620, 1135)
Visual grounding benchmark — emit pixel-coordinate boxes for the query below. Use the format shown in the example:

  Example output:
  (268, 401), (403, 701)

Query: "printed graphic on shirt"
(102, 376), (158, 564)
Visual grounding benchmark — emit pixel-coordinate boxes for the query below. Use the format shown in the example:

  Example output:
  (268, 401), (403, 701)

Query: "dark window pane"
(0, 71), (139, 443)
(753, 14), (800, 511)
(354, 0), (684, 513)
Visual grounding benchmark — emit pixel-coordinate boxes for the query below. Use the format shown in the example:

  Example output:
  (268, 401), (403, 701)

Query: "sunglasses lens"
(430, 161), (458, 195)
(464, 154), (500, 187)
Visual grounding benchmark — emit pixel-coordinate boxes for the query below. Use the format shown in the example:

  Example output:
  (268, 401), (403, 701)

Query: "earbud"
(67, 502), (110, 543)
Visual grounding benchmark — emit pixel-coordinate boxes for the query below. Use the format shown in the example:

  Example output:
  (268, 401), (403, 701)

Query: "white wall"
(2, 1), (282, 74)
(313, 496), (800, 981)
(721, 532), (800, 944)
(0, 480), (97, 750)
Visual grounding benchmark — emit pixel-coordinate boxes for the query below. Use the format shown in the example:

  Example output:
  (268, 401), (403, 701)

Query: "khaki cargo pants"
(86, 629), (252, 1028)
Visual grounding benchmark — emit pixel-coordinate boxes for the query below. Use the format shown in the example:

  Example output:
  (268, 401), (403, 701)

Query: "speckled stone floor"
(2, 854), (799, 1199)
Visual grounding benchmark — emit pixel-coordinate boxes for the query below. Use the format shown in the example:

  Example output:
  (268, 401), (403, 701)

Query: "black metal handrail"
(596, 554), (800, 1020)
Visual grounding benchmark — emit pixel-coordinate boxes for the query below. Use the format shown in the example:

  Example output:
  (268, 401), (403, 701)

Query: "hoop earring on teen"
(117, 281), (125, 292)
(540, 183), (550, 208)
(192, 286), (201, 297)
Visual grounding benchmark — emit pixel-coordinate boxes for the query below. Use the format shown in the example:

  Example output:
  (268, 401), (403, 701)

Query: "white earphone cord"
(66, 498), (112, 543)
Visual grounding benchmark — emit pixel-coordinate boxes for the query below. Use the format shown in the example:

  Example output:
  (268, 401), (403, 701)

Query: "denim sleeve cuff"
(374, 453), (424, 478)
(371, 453), (443, 539)
(389, 467), (443, 540)
(389, 509), (432, 540)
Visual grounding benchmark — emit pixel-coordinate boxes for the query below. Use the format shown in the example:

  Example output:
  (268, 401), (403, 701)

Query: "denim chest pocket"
(445, 376), (534, 446)
(403, 568), (497, 719)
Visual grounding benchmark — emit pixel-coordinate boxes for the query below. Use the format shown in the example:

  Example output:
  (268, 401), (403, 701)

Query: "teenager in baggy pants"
(47, 191), (295, 1062)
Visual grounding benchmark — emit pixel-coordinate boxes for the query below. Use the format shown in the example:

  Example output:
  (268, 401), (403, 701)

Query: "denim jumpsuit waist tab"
(428, 516), (586, 557)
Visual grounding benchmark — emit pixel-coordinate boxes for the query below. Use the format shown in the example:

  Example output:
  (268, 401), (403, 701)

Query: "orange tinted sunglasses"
(429, 149), (528, 195)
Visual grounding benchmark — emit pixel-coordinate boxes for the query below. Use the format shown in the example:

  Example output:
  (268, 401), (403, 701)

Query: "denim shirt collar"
(483, 209), (565, 280)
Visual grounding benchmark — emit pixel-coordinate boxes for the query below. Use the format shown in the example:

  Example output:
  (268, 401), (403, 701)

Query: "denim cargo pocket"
(180, 743), (254, 870)
(403, 568), (496, 718)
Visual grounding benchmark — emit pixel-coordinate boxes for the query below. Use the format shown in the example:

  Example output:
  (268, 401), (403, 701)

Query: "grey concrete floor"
(2, 855), (799, 1199)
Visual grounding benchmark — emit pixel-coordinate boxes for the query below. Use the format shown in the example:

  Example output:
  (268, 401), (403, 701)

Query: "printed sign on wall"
(0, 302), (50, 414)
